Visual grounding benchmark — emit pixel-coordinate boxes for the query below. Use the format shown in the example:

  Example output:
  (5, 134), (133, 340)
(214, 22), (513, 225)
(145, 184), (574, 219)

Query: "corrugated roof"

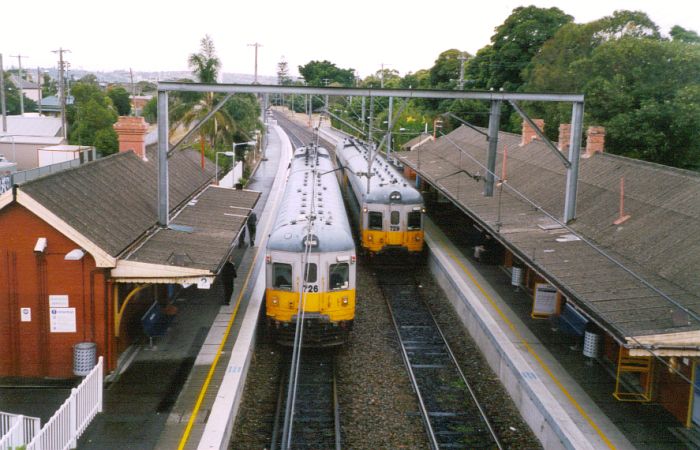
(125, 186), (259, 272)
(398, 125), (700, 341)
(9, 75), (40, 89)
(2, 116), (62, 137)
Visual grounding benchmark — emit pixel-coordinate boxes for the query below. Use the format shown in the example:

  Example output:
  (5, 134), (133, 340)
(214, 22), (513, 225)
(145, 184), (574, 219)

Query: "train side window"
(390, 211), (400, 225)
(273, 263), (293, 290)
(329, 263), (349, 290)
(304, 263), (317, 283)
(368, 211), (383, 230)
(407, 211), (422, 230)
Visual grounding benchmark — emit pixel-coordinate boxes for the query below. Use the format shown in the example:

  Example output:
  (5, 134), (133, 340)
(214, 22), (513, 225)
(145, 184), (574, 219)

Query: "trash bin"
(511, 266), (524, 287)
(583, 331), (602, 358)
(73, 342), (97, 376)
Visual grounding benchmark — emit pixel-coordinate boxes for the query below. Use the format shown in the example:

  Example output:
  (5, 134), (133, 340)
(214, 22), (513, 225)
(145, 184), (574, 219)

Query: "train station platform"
(425, 204), (689, 449)
(0, 123), (291, 450)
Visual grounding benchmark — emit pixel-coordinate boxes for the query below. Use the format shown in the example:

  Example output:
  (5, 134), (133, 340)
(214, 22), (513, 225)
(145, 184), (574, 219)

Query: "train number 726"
(303, 284), (319, 293)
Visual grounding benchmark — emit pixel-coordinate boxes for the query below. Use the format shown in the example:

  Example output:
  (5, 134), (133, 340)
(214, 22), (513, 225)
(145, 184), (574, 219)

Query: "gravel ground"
(230, 259), (541, 449)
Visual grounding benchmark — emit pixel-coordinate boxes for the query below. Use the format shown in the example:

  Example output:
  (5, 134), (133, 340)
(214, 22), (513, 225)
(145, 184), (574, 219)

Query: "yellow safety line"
(177, 246), (260, 450)
(442, 243), (616, 450)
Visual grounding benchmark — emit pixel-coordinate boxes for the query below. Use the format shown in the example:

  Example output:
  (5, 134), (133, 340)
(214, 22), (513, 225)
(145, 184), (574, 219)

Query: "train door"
(386, 206), (403, 246)
(301, 256), (321, 313)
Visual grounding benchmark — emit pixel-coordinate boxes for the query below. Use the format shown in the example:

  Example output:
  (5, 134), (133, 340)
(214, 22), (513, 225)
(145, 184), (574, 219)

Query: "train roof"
(336, 138), (423, 205)
(267, 145), (355, 253)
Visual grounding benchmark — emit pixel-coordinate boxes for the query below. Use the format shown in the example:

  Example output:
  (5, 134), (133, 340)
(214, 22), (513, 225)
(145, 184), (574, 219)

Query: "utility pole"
(52, 48), (70, 139)
(37, 67), (42, 115)
(0, 54), (7, 132)
(458, 53), (467, 90)
(11, 54), (27, 115)
(379, 62), (388, 88)
(248, 42), (262, 84)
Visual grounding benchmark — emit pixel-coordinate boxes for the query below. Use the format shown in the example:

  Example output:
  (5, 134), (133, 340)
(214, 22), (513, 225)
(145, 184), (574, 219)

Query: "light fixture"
(34, 237), (47, 253)
(64, 249), (85, 261)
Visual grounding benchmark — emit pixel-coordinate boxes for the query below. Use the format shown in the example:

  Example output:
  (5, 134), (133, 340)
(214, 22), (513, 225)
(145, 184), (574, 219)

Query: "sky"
(1, 0), (698, 81)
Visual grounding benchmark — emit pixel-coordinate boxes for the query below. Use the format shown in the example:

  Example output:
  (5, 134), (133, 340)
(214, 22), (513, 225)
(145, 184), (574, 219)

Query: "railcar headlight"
(363, 206), (368, 213)
(271, 296), (279, 306)
(368, 235), (373, 241)
(342, 297), (349, 306)
(415, 235), (421, 241)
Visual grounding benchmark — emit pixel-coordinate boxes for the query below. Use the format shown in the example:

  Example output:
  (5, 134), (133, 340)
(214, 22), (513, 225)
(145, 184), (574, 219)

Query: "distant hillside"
(40, 68), (277, 85)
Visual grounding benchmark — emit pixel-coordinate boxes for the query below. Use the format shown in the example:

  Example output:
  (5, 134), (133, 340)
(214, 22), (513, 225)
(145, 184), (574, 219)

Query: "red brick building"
(0, 117), (258, 378)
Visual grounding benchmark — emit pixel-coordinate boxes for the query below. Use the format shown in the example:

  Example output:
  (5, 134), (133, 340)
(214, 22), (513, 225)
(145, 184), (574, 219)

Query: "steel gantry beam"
(156, 82), (585, 226)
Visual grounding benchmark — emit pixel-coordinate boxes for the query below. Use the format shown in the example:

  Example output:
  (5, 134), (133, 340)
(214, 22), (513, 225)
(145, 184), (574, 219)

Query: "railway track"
(273, 111), (336, 151)
(378, 266), (503, 449)
(272, 350), (341, 450)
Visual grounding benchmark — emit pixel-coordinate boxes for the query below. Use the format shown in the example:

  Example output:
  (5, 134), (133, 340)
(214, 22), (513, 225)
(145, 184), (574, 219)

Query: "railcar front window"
(273, 263), (292, 290)
(390, 211), (400, 225)
(368, 211), (383, 230)
(304, 263), (317, 283)
(407, 211), (422, 230)
(329, 263), (349, 290)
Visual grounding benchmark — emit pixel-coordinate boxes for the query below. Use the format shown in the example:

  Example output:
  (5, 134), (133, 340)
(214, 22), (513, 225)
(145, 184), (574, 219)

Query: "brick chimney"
(558, 124), (571, 152)
(113, 116), (149, 159)
(585, 126), (605, 157)
(520, 119), (544, 146)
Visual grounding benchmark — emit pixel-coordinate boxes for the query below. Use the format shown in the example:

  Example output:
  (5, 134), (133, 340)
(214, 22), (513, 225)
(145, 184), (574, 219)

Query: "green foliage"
(468, 6), (573, 91)
(277, 58), (292, 85)
(189, 35), (220, 83)
(298, 60), (355, 86)
(2, 73), (37, 114)
(143, 97), (158, 123)
(67, 78), (119, 153)
(42, 72), (57, 97)
(108, 86), (132, 116)
(671, 25), (700, 44)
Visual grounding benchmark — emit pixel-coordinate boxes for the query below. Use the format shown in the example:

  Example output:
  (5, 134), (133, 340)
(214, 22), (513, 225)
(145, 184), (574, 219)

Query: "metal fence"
(26, 356), (103, 450)
(0, 412), (40, 450)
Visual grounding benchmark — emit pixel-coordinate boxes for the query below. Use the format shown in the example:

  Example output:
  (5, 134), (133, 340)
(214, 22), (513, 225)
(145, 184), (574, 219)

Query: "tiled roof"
(20, 147), (215, 257)
(398, 125), (700, 340)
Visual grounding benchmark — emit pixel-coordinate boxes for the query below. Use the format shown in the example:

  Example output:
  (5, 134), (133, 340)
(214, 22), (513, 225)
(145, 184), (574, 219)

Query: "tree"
(189, 35), (220, 83)
(143, 97), (158, 123)
(108, 86), (131, 116)
(298, 60), (355, 86)
(1, 73), (37, 114)
(277, 57), (292, 85)
(66, 77), (120, 155)
(429, 49), (470, 89)
(467, 6), (572, 91)
(671, 25), (700, 44)
(42, 72), (57, 97)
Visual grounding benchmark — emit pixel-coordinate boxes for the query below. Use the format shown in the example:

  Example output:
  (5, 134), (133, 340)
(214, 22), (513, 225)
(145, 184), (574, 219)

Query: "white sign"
(50, 308), (76, 333)
(532, 283), (559, 317)
(197, 277), (212, 289)
(20, 307), (31, 322)
(49, 295), (69, 308)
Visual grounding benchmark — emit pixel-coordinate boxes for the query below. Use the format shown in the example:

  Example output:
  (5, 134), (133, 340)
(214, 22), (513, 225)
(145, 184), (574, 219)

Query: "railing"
(0, 413), (40, 450)
(26, 356), (103, 450)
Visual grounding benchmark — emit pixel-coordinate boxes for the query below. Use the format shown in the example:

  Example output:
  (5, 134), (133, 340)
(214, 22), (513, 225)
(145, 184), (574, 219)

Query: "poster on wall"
(50, 308), (76, 333)
(49, 295), (69, 308)
(532, 283), (560, 319)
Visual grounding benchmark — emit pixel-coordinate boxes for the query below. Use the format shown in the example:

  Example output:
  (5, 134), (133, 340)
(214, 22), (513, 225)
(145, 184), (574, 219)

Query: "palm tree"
(171, 35), (236, 168)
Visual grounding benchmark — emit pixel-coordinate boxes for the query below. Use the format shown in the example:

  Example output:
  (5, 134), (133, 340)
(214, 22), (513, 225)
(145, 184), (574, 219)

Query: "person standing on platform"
(221, 257), (237, 305)
(248, 211), (257, 246)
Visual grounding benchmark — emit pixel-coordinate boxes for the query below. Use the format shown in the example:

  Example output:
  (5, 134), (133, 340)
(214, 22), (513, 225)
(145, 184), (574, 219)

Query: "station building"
(0, 117), (258, 378)
(399, 120), (700, 428)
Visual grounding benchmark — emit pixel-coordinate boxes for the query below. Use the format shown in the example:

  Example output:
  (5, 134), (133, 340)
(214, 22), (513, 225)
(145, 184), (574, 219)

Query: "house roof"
(9, 75), (40, 90)
(39, 95), (75, 109)
(11, 146), (259, 279)
(397, 125), (700, 348)
(1, 116), (63, 137)
(123, 186), (259, 272)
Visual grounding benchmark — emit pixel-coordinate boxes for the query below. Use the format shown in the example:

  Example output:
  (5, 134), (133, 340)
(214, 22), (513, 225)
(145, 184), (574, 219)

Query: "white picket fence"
(0, 412), (40, 450)
(25, 356), (103, 450)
